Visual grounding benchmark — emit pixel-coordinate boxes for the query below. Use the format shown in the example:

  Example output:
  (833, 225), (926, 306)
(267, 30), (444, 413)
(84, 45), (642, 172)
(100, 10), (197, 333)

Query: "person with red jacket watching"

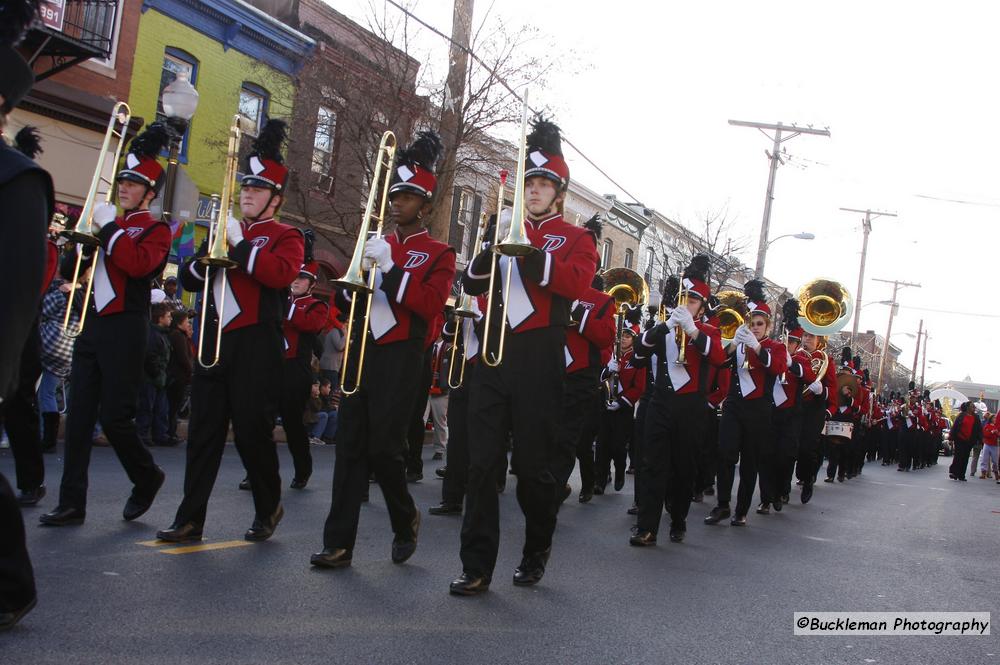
(596, 325), (646, 495)
(705, 280), (788, 527)
(980, 414), (998, 481)
(157, 120), (304, 543)
(631, 256), (726, 545)
(41, 123), (171, 527)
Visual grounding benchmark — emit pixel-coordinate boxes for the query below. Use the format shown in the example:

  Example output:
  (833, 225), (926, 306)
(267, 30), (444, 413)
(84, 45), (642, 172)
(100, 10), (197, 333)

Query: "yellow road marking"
(159, 540), (253, 555)
(137, 539), (169, 547)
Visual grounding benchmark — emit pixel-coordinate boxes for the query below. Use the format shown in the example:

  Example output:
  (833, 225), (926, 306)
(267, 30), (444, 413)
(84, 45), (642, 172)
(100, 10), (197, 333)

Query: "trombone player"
(450, 115), (598, 595)
(41, 123), (172, 527)
(311, 131), (455, 569)
(157, 119), (304, 543)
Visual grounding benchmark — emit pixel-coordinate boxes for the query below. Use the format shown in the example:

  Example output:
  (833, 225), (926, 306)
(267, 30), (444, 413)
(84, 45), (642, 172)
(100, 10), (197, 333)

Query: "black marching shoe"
(156, 522), (203, 543)
(668, 525), (685, 543)
(837, 475), (846, 483)
(0, 596), (37, 633)
(39, 506), (85, 526)
(123, 466), (165, 521)
(432, 452), (443, 461)
(391, 513), (420, 564)
(428, 502), (462, 516)
(692, 491), (704, 503)
(756, 502), (770, 515)
(593, 484), (605, 496)
(704, 506), (731, 525)
(614, 467), (625, 491)
(406, 472), (423, 483)
(801, 483), (814, 504)
(578, 488), (593, 503)
(245, 504), (284, 542)
(435, 467), (447, 478)
(449, 572), (490, 596)
(730, 514), (748, 526)
(772, 498), (782, 512)
(513, 549), (550, 586)
(629, 529), (657, 546)
(310, 548), (352, 569)
(823, 477), (835, 483)
(16, 486), (46, 507)
(238, 477), (251, 491)
(290, 477), (308, 490)
(781, 494), (790, 504)
(626, 503), (639, 516)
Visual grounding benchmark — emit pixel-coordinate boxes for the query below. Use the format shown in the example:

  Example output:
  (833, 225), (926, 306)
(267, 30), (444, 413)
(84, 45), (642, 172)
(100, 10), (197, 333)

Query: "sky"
(329, 0), (1000, 386)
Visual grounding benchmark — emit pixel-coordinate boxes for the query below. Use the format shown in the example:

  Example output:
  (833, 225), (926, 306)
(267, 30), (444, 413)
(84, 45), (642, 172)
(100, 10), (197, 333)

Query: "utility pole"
(920, 330), (929, 392)
(728, 120), (831, 278)
(873, 278), (920, 398)
(427, 0), (475, 243)
(839, 208), (897, 342)
(910, 318), (923, 382)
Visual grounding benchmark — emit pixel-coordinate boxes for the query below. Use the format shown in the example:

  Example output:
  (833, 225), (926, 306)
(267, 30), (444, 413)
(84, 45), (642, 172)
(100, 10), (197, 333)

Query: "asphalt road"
(1, 443), (997, 665)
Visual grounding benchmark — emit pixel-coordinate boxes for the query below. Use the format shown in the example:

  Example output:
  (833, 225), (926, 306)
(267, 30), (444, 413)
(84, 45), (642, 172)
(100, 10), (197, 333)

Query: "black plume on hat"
(863, 368), (870, 384)
(128, 122), (171, 159)
(853, 354), (862, 371)
(743, 279), (766, 303)
(302, 228), (315, 263)
(908, 380), (915, 391)
(934, 399), (941, 409)
(624, 304), (643, 325)
(662, 275), (680, 308)
(683, 253), (710, 283)
(251, 119), (288, 164)
(13, 125), (41, 159)
(526, 116), (563, 156)
(923, 389), (930, 399)
(583, 213), (602, 239)
(397, 129), (442, 172)
(781, 299), (801, 333)
(840, 346), (852, 365)
(0, 0), (39, 46)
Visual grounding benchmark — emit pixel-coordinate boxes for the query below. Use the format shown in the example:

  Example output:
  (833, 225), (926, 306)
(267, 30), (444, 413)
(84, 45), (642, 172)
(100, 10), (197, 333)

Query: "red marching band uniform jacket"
(464, 213), (598, 333)
(772, 347), (817, 410)
(603, 348), (647, 408)
(63, 209), (172, 316)
(565, 286), (616, 374)
(635, 320), (727, 396)
(283, 294), (329, 361)
(728, 338), (789, 401)
(181, 217), (303, 333)
(707, 365), (730, 408)
(349, 229), (455, 347)
(801, 350), (838, 417)
(43, 238), (58, 294)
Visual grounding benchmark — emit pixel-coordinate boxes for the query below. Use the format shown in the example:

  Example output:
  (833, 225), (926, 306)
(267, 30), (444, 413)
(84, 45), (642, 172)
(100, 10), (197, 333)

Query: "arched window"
(602, 239), (613, 268)
(624, 248), (634, 269)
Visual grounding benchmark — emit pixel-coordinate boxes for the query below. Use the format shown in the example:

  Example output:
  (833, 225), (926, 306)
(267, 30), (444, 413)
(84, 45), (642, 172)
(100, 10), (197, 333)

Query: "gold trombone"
(447, 205), (497, 389)
(333, 130), (398, 395)
(480, 94), (539, 367)
(61, 101), (131, 337)
(196, 115), (246, 369)
(674, 276), (689, 365)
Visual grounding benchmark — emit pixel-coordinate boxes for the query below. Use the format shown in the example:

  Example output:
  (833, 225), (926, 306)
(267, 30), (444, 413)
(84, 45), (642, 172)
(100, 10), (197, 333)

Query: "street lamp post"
(159, 72), (200, 225)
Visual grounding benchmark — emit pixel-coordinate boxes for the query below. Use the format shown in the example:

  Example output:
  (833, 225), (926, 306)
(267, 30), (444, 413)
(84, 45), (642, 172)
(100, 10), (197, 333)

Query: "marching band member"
(705, 280), (787, 526)
(279, 231), (329, 490)
(631, 256), (725, 545)
(595, 324), (645, 495)
(554, 228), (617, 503)
(157, 119), (304, 543)
(759, 299), (815, 510)
(41, 123), (172, 527)
(824, 349), (858, 483)
(451, 117), (597, 594)
(794, 330), (837, 503)
(626, 309), (662, 516)
(696, 296), (729, 501)
(311, 131), (455, 568)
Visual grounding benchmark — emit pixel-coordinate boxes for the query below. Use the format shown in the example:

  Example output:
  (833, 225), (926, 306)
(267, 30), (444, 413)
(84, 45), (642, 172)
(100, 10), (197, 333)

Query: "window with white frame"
(624, 248), (634, 269)
(602, 239), (613, 268)
(311, 106), (336, 176)
(644, 247), (654, 282)
(238, 85), (268, 136)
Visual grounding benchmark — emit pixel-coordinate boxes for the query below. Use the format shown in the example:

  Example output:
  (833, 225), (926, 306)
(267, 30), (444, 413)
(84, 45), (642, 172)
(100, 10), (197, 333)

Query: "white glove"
(606, 358), (620, 373)
(226, 214), (244, 247)
(672, 306), (698, 336)
(362, 237), (394, 272)
(733, 326), (752, 347)
(92, 202), (117, 230)
(807, 380), (823, 395)
(497, 207), (513, 241)
(606, 400), (621, 412)
(745, 332), (761, 352)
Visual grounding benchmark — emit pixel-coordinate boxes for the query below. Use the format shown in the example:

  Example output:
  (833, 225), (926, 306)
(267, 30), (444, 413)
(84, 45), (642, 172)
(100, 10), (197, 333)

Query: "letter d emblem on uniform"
(403, 251), (429, 269)
(541, 235), (566, 252)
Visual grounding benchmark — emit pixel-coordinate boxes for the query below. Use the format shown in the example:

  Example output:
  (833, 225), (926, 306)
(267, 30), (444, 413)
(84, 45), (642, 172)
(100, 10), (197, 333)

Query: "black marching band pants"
(174, 324), (283, 527)
(58, 313), (161, 511)
(596, 399), (633, 489)
(322, 338), (423, 551)
(716, 396), (773, 516)
(280, 358), (314, 482)
(766, 405), (802, 501)
(696, 403), (719, 493)
(637, 390), (706, 534)
(796, 400), (826, 487)
(0, 473), (35, 613)
(406, 347), (434, 476)
(460, 327), (565, 578)
(3, 319), (44, 492)
(554, 368), (601, 492)
(631, 391), (652, 509)
(441, 370), (508, 506)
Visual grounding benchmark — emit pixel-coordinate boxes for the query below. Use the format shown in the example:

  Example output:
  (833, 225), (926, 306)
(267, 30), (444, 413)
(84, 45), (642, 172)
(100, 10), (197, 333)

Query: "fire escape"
(20, 1), (119, 80)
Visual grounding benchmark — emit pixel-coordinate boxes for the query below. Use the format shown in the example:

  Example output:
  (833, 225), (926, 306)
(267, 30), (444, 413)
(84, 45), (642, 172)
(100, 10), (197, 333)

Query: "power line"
(382, 0), (644, 205)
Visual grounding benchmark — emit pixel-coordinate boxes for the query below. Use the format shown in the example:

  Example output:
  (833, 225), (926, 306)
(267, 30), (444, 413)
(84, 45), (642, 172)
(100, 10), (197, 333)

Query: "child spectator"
(304, 379), (324, 445)
(165, 309), (194, 446)
(136, 302), (172, 446)
(310, 378), (339, 444)
(980, 413), (998, 481)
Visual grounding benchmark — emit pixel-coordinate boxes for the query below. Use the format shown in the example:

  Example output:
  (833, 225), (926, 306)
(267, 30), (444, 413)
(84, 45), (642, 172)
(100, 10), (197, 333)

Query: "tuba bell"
(714, 290), (747, 346)
(796, 278), (853, 336)
(601, 267), (648, 406)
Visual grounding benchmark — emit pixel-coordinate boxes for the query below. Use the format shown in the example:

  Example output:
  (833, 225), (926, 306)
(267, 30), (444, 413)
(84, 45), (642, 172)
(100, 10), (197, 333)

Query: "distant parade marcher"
(795, 328), (838, 504)
(948, 402), (981, 482)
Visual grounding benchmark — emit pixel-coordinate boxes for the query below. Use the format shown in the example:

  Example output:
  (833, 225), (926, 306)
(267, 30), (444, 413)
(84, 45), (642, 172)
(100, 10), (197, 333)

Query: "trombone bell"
(495, 91), (538, 259)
